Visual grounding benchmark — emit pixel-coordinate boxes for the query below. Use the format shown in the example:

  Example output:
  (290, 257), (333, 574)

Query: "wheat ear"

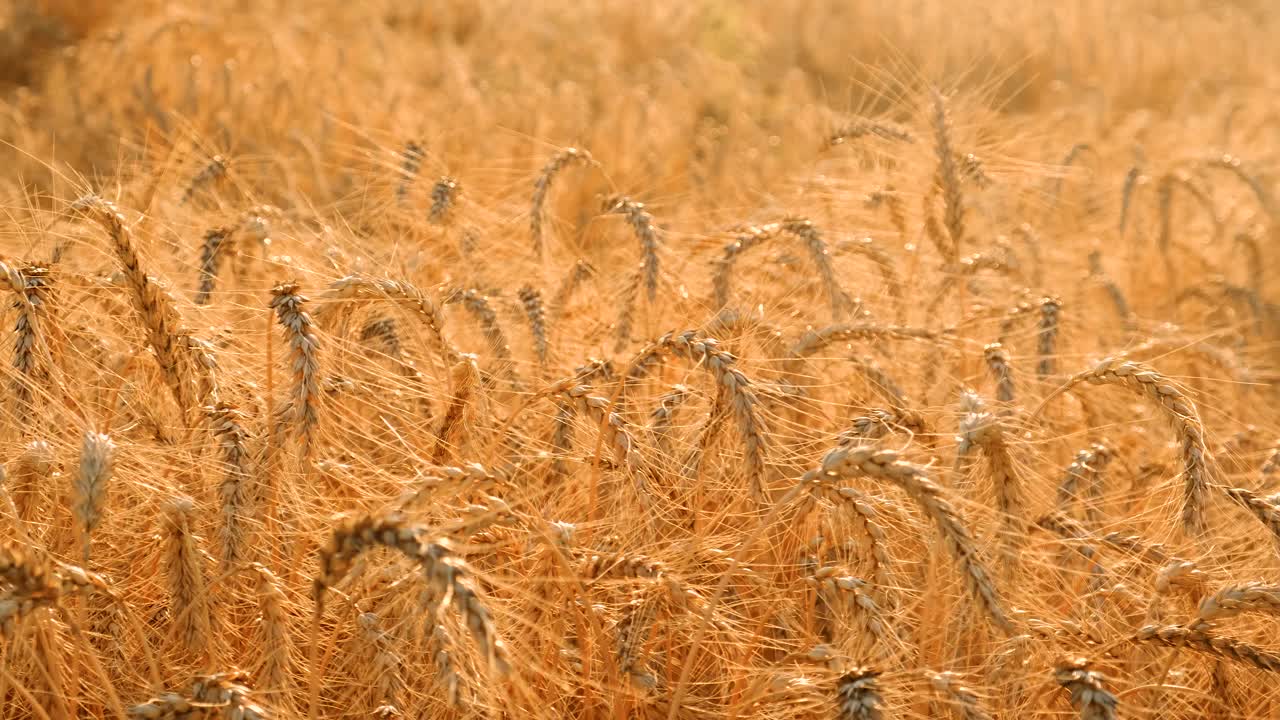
(316, 514), (509, 673)
(982, 343), (1014, 404)
(74, 195), (217, 419)
(249, 562), (291, 694)
(930, 91), (966, 261)
(712, 219), (853, 317)
(1221, 487), (1280, 548)
(1053, 658), (1118, 720)
(835, 667), (885, 720)
(358, 611), (405, 713)
(835, 236), (903, 317)
(206, 402), (255, 567)
(625, 331), (768, 500)
(828, 119), (916, 145)
(1038, 357), (1213, 535)
(429, 176), (461, 223)
(805, 444), (1014, 634)
(312, 275), (461, 365)
(517, 285), (549, 366)
(1197, 582), (1280, 624)
(9, 265), (53, 422)
(446, 287), (519, 388)
(194, 226), (231, 306)
(960, 391), (1025, 573)
(530, 147), (596, 257)
(1136, 625), (1280, 672)
(649, 384), (691, 455)
(1037, 296), (1061, 379)
(926, 670), (992, 720)
(10, 440), (52, 522)
(396, 141), (424, 205)
(270, 282), (321, 461)
(72, 431), (115, 564)
(180, 154), (227, 205)
(162, 497), (218, 662)
(604, 195), (662, 302)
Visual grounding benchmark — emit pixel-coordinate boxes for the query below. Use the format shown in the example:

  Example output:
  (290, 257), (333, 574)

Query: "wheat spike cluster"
(0, 2), (1279, 718)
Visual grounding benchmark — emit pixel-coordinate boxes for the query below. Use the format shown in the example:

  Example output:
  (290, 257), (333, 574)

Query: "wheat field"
(0, 1), (1278, 718)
